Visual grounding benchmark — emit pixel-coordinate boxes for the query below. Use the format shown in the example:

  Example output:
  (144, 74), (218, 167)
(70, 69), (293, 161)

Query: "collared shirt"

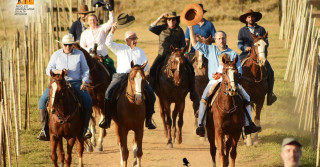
(106, 34), (149, 73)
(237, 24), (269, 54)
(46, 49), (90, 83)
(69, 18), (85, 41)
(194, 42), (242, 80)
(185, 19), (216, 53)
(80, 12), (115, 57)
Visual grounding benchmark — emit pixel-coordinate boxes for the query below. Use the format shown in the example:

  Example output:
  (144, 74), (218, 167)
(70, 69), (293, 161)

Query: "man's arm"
(69, 21), (77, 41)
(101, 11), (115, 33)
(189, 25), (210, 57)
(105, 22), (126, 54)
(237, 28), (246, 52)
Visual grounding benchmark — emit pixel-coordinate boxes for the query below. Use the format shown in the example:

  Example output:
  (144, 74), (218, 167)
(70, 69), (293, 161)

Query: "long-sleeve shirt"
(237, 24), (269, 55)
(69, 18), (86, 41)
(149, 24), (185, 56)
(46, 49), (90, 83)
(185, 19), (216, 53)
(80, 12), (115, 57)
(105, 34), (149, 73)
(194, 42), (242, 80)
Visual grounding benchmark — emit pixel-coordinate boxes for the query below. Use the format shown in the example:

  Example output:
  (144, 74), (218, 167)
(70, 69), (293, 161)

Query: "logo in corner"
(15, 0), (35, 15)
(17, 0), (34, 5)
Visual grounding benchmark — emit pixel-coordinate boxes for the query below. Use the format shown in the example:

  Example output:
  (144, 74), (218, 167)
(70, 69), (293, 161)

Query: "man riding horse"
(237, 9), (277, 105)
(99, 14), (156, 129)
(188, 26), (261, 137)
(37, 34), (93, 141)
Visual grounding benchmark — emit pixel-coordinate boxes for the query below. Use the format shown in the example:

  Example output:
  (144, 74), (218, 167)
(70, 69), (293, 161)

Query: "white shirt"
(80, 12), (115, 57)
(106, 34), (149, 73)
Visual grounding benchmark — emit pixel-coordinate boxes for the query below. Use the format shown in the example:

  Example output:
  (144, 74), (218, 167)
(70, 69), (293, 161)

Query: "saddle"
(93, 55), (115, 78)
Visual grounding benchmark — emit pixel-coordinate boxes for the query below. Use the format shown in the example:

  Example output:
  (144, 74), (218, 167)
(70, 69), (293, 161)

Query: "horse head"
(221, 54), (240, 96)
(167, 45), (188, 86)
(128, 61), (147, 105)
(251, 32), (268, 66)
(48, 69), (68, 113)
(195, 35), (213, 69)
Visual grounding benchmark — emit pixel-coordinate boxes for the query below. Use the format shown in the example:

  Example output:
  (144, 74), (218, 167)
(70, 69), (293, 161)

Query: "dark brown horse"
(207, 55), (244, 167)
(114, 61), (147, 167)
(239, 32), (268, 145)
(47, 70), (84, 167)
(73, 43), (112, 151)
(155, 45), (189, 148)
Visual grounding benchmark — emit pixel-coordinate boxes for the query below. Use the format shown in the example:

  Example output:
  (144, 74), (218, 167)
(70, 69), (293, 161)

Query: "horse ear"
(222, 55), (227, 65)
(181, 45), (188, 54)
(131, 60), (134, 68)
(250, 33), (257, 39)
(141, 61), (148, 70)
(170, 45), (175, 52)
(61, 70), (65, 78)
(263, 31), (268, 39)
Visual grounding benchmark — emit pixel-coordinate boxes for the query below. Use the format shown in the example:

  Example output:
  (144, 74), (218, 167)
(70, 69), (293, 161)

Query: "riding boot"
(243, 103), (261, 135)
(82, 108), (93, 139)
(196, 101), (207, 137)
(266, 61), (277, 105)
(145, 114), (157, 129)
(99, 99), (112, 129)
(37, 109), (50, 141)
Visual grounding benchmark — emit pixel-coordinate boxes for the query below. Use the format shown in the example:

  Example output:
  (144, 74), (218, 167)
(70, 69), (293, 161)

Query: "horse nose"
(135, 95), (143, 105)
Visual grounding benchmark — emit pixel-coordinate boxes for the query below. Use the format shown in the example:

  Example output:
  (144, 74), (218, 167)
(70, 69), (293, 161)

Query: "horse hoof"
(166, 143), (173, 148)
(96, 146), (103, 152)
(245, 135), (253, 146)
(85, 141), (94, 152)
(132, 160), (137, 167)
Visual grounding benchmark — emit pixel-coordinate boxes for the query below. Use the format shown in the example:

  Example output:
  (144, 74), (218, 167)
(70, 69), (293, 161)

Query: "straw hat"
(164, 12), (180, 19)
(77, 5), (94, 14)
(56, 34), (76, 44)
(117, 13), (135, 29)
(239, 9), (262, 23)
(180, 3), (203, 26)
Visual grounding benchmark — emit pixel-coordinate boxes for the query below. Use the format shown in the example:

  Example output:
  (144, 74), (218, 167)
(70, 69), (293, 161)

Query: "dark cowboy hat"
(198, 3), (207, 13)
(117, 13), (135, 29)
(93, 0), (105, 7)
(180, 3), (203, 26)
(239, 9), (262, 23)
(77, 5), (94, 14)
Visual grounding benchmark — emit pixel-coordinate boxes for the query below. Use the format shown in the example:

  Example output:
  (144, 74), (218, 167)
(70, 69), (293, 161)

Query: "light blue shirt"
(46, 49), (90, 83)
(194, 42), (242, 80)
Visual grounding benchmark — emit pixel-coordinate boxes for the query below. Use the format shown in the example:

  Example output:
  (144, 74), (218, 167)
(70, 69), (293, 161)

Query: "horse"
(239, 32), (268, 145)
(114, 61), (148, 167)
(206, 55), (244, 167)
(73, 43), (112, 151)
(155, 45), (189, 148)
(47, 70), (84, 167)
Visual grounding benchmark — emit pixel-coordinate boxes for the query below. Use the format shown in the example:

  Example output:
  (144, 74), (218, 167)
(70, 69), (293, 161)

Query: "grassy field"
(0, 0), (318, 166)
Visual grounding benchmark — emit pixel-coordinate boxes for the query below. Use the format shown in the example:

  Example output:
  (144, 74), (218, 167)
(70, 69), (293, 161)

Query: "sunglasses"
(167, 18), (176, 21)
(63, 44), (73, 47)
(128, 37), (138, 41)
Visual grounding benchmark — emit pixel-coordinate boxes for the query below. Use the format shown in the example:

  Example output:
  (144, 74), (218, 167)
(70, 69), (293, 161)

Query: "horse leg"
(166, 108), (173, 148)
(77, 136), (84, 167)
(215, 128), (225, 167)
(253, 100), (264, 145)
(171, 105), (178, 144)
(230, 134), (241, 167)
(50, 136), (59, 167)
(176, 101), (185, 144)
(206, 116), (216, 167)
(57, 137), (65, 167)
(118, 129), (129, 167)
(159, 99), (168, 138)
(96, 115), (106, 152)
(225, 137), (233, 167)
(89, 109), (96, 147)
(133, 129), (143, 167)
(65, 137), (76, 167)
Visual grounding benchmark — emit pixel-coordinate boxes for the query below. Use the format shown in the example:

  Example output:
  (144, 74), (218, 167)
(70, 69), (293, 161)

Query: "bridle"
(126, 68), (145, 104)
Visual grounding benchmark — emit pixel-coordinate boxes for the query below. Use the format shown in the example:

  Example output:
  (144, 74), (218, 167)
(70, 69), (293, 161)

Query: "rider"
(188, 26), (262, 137)
(37, 34), (93, 141)
(185, 4), (216, 53)
(148, 11), (200, 114)
(237, 9), (277, 106)
(80, 5), (116, 74)
(69, 5), (94, 41)
(99, 16), (157, 129)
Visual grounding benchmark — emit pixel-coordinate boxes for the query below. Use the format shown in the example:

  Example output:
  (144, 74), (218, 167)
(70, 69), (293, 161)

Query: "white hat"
(56, 34), (75, 44)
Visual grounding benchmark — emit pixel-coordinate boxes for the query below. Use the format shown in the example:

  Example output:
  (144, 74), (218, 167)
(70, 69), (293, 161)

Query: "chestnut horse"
(47, 70), (84, 167)
(207, 55), (244, 167)
(239, 32), (268, 145)
(114, 61), (147, 167)
(155, 45), (189, 148)
(73, 43), (112, 151)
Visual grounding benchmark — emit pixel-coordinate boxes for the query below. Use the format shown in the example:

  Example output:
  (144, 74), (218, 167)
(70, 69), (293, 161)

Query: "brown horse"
(47, 70), (84, 167)
(207, 55), (244, 167)
(73, 43), (112, 151)
(239, 32), (268, 145)
(114, 61), (147, 167)
(155, 45), (189, 148)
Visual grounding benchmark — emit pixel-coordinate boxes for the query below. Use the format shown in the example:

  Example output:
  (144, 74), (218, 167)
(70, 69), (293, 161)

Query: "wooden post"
(2, 83), (11, 167)
(24, 23), (30, 130)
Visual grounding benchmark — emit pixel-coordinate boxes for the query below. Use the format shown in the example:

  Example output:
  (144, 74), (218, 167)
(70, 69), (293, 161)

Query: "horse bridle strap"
(216, 89), (238, 114)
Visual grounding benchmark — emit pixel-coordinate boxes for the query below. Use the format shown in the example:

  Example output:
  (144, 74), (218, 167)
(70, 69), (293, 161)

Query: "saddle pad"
(241, 57), (250, 67)
(208, 82), (221, 107)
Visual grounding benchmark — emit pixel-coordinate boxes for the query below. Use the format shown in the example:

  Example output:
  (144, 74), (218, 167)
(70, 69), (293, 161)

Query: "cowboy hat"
(282, 137), (302, 148)
(180, 3), (203, 26)
(93, 0), (105, 7)
(198, 3), (207, 13)
(56, 34), (76, 44)
(163, 12), (180, 19)
(77, 5), (94, 14)
(117, 13), (135, 29)
(239, 9), (262, 23)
